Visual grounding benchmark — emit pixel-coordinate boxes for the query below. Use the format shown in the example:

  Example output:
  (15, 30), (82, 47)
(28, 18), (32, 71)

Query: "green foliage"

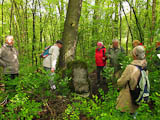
(64, 84), (134, 120)
(0, 92), (41, 120)
(54, 74), (71, 96)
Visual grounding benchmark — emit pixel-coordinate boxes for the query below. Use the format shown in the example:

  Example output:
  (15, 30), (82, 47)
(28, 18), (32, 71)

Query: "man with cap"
(0, 35), (19, 99)
(95, 42), (107, 85)
(43, 40), (63, 90)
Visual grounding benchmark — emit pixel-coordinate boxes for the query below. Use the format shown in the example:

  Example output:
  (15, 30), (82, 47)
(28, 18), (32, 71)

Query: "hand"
(117, 88), (120, 92)
(102, 57), (106, 60)
(51, 68), (55, 73)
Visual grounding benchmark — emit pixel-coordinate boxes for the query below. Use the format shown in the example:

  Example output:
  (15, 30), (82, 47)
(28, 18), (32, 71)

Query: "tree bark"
(32, 0), (37, 66)
(92, 0), (100, 44)
(59, 0), (83, 68)
(58, 0), (65, 34)
(119, 2), (122, 46)
(10, 0), (14, 35)
(151, 0), (156, 44)
(114, 1), (118, 38)
(25, 0), (29, 57)
(1, 0), (4, 45)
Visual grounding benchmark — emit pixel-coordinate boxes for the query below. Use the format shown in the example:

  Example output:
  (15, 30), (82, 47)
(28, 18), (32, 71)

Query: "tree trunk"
(1, 0), (4, 45)
(59, 0), (83, 68)
(126, 29), (129, 55)
(10, 0), (14, 35)
(122, 5), (133, 42)
(38, 0), (43, 50)
(114, 1), (118, 38)
(151, 0), (156, 44)
(25, 0), (29, 57)
(92, 0), (99, 45)
(58, 0), (65, 34)
(126, 0), (144, 43)
(119, 2), (122, 46)
(32, 0), (37, 66)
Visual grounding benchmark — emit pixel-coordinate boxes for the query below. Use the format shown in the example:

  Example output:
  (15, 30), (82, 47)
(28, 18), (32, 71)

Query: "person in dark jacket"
(95, 42), (107, 85)
(106, 39), (125, 78)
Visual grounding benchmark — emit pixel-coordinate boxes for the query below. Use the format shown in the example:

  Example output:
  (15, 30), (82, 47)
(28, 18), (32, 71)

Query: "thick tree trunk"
(59, 0), (83, 68)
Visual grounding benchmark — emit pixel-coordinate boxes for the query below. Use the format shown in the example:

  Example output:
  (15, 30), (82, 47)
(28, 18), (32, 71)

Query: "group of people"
(0, 36), (63, 104)
(95, 39), (125, 85)
(0, 35), (159, 116)
(95, 39), (160, 115)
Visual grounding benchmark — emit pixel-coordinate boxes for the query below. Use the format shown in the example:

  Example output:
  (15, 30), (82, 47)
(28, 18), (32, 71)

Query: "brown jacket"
(116, 60), (147, 113)
(0, 44), (19, 74)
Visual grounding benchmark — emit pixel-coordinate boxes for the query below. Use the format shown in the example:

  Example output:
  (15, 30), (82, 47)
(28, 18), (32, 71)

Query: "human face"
(133, 43), (139, 48)
(97, 45), (102, 49)
(57, 43), (63, 48)
(113, 41), (118, 48)
(6, 37), (14, 46)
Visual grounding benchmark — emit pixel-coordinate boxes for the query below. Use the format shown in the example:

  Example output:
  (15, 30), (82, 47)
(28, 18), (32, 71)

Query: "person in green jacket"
(106, 39), (125, 78)
(0, 35), (19, 99)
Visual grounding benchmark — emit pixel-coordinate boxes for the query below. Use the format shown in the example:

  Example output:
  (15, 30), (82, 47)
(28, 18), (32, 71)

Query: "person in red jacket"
(95, 42), (107, 85)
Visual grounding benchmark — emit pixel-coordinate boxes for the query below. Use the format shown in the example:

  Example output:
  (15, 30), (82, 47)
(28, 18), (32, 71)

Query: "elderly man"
(0, 35), (19, 99)
(106, 39), (125, 78)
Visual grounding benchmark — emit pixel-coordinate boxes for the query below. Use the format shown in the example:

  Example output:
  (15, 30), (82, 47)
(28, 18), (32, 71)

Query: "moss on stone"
(67, 60), (88, 70)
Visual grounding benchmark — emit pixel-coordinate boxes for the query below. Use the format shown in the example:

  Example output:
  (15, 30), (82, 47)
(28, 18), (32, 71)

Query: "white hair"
(112, 39), (119, 43)
(133, 46), (145, 60)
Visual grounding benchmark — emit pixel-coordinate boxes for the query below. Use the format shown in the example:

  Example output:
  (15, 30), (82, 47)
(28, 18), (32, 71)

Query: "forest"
(0, 0), (160, 120)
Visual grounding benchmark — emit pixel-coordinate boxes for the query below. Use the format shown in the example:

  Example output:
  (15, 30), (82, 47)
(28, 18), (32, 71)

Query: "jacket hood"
(131, 59), (147, 68)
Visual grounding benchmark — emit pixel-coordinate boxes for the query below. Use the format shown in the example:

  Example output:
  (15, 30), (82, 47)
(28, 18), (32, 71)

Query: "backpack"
(40, 46), (51, 58)
(128, 65), (150, 105)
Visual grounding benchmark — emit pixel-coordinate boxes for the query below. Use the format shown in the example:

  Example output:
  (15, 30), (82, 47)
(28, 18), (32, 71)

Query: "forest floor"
(37, 70), (109, 120)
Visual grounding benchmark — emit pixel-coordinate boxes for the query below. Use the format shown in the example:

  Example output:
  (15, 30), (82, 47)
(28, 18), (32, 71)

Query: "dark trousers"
(4, 74), (19, 98)
(96, 66), (104, 84)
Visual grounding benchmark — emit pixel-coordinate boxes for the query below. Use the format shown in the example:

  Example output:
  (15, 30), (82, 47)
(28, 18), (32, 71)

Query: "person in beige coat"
(0, 35), (19, 100)
(116, 46), (147, 113)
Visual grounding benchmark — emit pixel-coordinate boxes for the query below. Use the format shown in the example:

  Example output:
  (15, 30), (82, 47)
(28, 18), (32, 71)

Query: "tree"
(1, 0), (4, 45)
(151, 0), (156, 44)
(59, 0), (83, 68)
